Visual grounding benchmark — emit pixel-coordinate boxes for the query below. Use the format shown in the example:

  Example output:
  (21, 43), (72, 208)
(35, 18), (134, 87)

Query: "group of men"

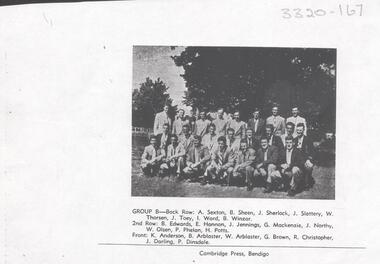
(141, 105), (315, 196)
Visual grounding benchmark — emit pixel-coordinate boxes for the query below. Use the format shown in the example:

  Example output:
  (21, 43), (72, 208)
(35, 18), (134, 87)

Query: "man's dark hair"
(240, 139), (248, 144)
(193, 135), (202, 141)
(285, 122), (295, 129)
(265, 124), (274, 131)
(285, 136), (294, 141)
(217, 136), (226, 144)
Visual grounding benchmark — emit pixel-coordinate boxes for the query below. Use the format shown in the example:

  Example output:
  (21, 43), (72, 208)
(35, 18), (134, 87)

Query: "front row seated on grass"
(141, 133), (309, 196)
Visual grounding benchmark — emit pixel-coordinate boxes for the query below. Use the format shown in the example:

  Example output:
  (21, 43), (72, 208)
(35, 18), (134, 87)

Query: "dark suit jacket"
(156, 133), (171, 151)
(246, 137), (260, 151)
(279, 148), (305, 170)
(294, 136), (315, 161)
(270, 135), (285, 152)
(256, 146), (279, 167)
(247, 118), (265, 139)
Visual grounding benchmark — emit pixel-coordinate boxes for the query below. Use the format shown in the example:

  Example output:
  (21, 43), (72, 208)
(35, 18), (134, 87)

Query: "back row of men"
(142, 106), (315, 196)
(154, 105), (307, 139)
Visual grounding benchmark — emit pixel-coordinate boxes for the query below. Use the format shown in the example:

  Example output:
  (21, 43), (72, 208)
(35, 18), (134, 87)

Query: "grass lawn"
(131, 135), (335, 199)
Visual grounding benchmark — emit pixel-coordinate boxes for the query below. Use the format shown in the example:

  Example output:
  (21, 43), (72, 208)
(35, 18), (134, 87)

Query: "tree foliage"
(132, 77), (173, 128)
(172, 47), (336, 133)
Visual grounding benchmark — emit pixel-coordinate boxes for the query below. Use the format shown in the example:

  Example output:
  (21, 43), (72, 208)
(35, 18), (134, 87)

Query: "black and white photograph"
(132, 46), (336, 199)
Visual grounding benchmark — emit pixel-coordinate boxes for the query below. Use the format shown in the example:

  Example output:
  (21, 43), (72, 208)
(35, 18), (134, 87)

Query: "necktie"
(152, 147), (157, 159)
(218, 151), (224, 166)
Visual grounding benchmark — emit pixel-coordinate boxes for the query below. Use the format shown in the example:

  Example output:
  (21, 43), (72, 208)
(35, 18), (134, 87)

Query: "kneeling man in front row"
(254, 137), (279, 193)
(160, 134), (185, 177)
(203, 136), (235, 185)
(279, 136), (306, 196)
(141, 136), (166, 177)
(230, 139), (256, 188)
(183, 135), (210, 181)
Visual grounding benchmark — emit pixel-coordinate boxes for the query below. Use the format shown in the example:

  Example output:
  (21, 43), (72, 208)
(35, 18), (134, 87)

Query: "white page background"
(0, 0), (379, 263)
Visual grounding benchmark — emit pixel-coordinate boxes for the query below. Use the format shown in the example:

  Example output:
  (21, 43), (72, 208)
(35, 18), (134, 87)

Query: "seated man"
(265, 124), (284, 152)
(294, 123), (315, 190)
(226, 127), (241, 154)
(203, 136), (235, 185)
(202, 123), (218, 152)
(160, 134), (185, 177)
(177, 124), (195, 177)
(156, 123), (171, 152)
(253, 137), (279, 193)
(230, 139), (256, 189)
(183, 135), (210, 181)
(281, 122), (295, 147)
(141, 136), (166, 177)
(178, 124), (194, 151)
(246, 128), (259, 150)
(279, 136), (306, 196)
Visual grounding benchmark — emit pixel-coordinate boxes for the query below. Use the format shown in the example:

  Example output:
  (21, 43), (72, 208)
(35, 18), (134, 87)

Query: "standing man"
(212, 108), (228, 136)
(203, 136), (235, 185)
(194, 110), (211, 138)
(141, 136), (166, 177)
(294, 123), (315, 190)
(202, 123), (218, 153)
(185, 108), (197, 134)
(226, 128), (241, 153)
(160, 134), (185, 177)
(228, 111), (246, 139)
(266, 105), (286, 136)
(247, 108), (266, 140)
(265, 124), (285, 152)
(254, 137), (279, 193)
(231, 140), (256, 189)
(177, 124), (195, 177)
(281, 122), (295, 147)
(156, 123), (171, 152)
(183, 135), (211, 181)
(153, 104), (172, 135)
(279, 136), (306, 196)
(286, 106), (307, 137)
(172, 109), (187, 136)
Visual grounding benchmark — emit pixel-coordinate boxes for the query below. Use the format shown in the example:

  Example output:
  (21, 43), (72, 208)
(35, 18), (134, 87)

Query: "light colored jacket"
(286, 116), (307, 137)
(153, 111), (171, 135)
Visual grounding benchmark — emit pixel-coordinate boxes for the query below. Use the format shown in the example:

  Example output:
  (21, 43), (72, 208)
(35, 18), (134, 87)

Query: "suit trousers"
(254, 164), (277, 183)
(282, 166), (302, 191)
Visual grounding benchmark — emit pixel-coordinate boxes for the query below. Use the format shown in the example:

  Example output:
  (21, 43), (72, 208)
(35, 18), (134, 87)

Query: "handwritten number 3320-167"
(281, 5), (363, 19)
